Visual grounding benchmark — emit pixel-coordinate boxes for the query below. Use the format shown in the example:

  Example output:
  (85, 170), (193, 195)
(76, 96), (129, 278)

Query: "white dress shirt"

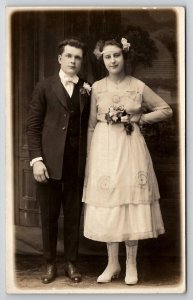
(59, 69), (79, 97)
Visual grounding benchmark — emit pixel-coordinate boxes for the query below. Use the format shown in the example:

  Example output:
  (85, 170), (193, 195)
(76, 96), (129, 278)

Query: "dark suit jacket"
(27, 75), (90, 180)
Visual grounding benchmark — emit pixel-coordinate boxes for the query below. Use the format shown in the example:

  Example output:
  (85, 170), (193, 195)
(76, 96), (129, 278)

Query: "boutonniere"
(80, 82), (92, 96)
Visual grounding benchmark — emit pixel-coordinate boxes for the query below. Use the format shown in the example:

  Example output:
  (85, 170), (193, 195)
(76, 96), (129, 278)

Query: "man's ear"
(58, 55), (61, 64)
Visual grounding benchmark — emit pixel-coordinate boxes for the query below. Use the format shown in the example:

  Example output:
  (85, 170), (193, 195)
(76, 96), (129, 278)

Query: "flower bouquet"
(105, 105), (134, 135)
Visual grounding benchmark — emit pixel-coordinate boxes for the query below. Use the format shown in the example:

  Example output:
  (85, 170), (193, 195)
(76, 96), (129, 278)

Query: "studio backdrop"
(11, 8), (182, 267)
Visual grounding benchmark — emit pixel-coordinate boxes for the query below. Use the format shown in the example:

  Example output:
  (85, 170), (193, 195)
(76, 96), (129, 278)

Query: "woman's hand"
(33, 161), (49, 183)
(130, 114), (142, 123)
(120, 115), (130, 123)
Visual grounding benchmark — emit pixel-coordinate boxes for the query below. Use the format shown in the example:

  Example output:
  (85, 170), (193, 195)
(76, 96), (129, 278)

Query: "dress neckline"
(106, 76), (131, 91)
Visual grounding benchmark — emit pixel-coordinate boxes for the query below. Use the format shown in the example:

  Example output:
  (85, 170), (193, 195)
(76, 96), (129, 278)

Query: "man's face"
(58, 45), (83, 76)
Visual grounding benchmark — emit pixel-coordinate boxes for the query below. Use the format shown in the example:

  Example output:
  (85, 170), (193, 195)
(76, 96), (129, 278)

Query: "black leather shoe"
(64, 261), (82, 283)
(41, 263), (57, 284)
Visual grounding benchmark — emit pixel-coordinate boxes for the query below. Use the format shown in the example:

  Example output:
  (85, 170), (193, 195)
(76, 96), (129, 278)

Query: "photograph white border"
(1, 1), (190, 299)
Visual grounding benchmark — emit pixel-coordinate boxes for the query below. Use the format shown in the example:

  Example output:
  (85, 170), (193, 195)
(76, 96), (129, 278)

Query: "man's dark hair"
(58, 38), (87, 56)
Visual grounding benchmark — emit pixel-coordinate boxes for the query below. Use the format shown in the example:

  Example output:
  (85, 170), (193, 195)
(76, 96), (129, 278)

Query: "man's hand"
(33, 161), (49, 183)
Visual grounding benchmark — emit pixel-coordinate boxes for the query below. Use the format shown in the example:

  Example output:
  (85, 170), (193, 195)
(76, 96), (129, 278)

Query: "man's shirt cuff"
(30, 157), (43, 167)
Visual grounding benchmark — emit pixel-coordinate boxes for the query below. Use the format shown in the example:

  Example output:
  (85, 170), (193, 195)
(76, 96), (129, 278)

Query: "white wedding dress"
(82, 76), (172, 242)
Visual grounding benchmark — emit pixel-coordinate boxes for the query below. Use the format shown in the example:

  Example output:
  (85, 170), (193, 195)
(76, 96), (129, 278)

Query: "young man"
(27, 38), (91, 284)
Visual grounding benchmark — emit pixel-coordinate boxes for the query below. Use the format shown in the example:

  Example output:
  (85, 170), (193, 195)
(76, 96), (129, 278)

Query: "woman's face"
(103, 45), (124, 75)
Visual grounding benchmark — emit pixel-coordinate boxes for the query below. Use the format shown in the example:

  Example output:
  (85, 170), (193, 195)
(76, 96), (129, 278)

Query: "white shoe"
(97, 264), (121, 283)
(125, 263), (138, 285)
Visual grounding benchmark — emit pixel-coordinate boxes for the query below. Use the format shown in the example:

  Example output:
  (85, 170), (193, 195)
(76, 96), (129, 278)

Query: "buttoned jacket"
(27, 75), (90, 180)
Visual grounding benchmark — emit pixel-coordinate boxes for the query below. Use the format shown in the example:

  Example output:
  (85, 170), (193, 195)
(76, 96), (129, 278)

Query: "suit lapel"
(77, 79), (87, 114)
(51, 75), (69, 110)
(51, 75), (88, 114)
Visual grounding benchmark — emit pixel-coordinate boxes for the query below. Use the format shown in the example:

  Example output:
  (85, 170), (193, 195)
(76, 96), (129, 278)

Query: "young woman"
(82, 37), (172, 284)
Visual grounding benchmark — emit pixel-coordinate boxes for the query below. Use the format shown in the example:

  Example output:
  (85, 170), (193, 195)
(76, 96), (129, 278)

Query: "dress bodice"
(93, 77), (145, 122)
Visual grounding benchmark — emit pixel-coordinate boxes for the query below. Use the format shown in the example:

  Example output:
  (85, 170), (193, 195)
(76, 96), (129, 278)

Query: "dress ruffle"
(84, 201), (165, 242)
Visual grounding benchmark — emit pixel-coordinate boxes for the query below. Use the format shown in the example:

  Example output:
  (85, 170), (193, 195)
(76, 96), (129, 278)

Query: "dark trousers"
(36, 138), (82, 263)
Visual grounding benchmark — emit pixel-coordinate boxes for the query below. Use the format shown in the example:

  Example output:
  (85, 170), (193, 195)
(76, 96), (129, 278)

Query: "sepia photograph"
(6, 6), (185, 294)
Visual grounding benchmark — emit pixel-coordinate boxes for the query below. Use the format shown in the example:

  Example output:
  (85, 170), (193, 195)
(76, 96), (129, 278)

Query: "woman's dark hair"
(58, 38), (87, 57)
(96, 37), (130, 60)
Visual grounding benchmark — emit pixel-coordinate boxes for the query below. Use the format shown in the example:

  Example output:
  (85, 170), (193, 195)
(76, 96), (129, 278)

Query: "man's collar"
(59, 69), (79, 84)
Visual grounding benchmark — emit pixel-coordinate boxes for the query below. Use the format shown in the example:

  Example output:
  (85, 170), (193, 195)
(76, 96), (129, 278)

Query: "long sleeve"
(87, 83), (98, 155)
(26, 82), (46, 160)
(140, 85), (173, 124)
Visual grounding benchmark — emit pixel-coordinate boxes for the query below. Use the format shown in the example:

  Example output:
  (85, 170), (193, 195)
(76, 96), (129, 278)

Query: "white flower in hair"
(93, 40), (103, 60)
(121, 37), (131, 52)
(93, 48), (103, 60)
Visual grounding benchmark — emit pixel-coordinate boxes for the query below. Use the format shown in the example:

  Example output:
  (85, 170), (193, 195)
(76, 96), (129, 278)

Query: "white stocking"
(125, 240), (138, 284)
(97, 242), (121, 283)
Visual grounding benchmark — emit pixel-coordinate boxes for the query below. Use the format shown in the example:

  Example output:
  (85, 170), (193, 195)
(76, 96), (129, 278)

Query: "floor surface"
(12, 254), (184, 294)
